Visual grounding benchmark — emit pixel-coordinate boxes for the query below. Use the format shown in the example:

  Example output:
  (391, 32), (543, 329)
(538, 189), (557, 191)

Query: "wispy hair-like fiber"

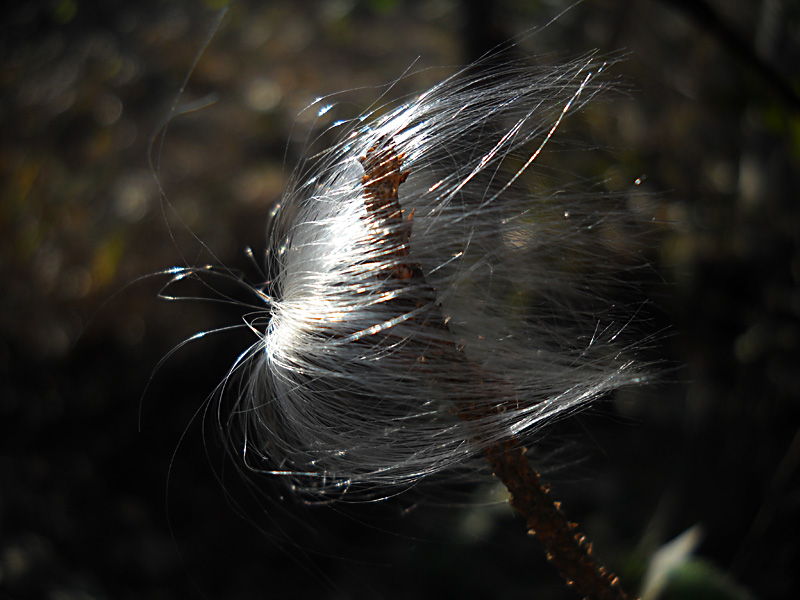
(164, 52), (654, 501)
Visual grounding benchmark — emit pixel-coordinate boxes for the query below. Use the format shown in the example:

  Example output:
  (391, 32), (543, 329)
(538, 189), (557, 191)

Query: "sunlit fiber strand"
(170, 53), (652, 499)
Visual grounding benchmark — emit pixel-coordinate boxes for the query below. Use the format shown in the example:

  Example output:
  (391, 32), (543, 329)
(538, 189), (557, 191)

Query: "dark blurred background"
(2, 1), (799, 599)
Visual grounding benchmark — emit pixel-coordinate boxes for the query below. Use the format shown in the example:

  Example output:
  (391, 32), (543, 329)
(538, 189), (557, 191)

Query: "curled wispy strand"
(165, 52), (651, 500)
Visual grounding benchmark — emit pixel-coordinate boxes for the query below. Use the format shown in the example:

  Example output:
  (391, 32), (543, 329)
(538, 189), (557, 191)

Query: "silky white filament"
(167, 52), (653, 501)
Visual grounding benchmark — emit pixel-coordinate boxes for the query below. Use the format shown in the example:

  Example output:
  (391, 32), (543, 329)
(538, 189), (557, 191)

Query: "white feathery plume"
(157, 51), (653, 502)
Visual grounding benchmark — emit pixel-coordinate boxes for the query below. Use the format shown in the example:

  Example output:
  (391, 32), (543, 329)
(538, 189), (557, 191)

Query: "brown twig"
(359, 138), (635, 600)
(485, 440), (630, 600)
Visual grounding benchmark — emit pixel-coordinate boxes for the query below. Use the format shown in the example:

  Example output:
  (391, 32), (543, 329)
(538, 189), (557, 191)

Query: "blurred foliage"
(1, 1), (799, 599)
(658, 559), (756, 600)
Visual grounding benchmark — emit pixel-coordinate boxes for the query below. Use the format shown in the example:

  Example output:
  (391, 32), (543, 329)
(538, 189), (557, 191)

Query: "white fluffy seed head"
(181, 53), (654, 500)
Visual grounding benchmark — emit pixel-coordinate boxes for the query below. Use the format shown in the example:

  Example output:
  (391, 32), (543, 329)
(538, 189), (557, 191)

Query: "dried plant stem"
(360, 138), (635, 600)
(485, 440), (631, 600)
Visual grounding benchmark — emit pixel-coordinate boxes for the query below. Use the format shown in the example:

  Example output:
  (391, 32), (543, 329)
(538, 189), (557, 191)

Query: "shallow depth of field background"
(2, 1), (799, 599)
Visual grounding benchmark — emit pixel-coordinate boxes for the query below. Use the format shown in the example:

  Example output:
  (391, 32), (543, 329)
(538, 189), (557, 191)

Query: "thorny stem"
(359, 138), (634, 600)
(485, 440), (631, 600)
